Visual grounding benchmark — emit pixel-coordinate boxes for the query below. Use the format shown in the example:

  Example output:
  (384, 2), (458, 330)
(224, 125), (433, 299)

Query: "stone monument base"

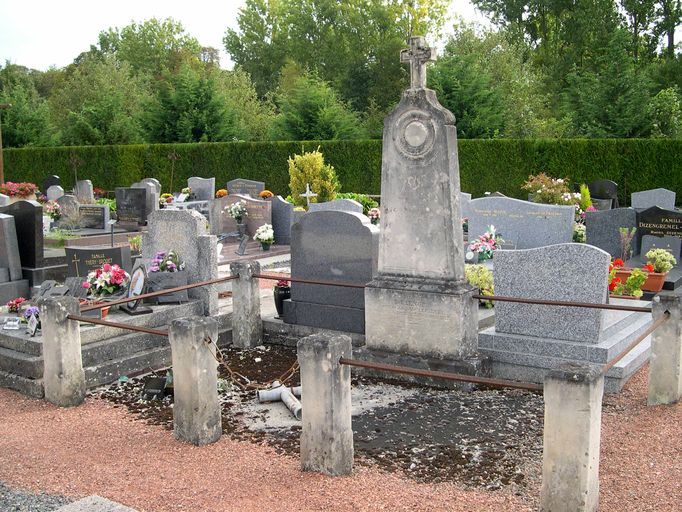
(283, 299), (364, 334)
(364, 275), (478, 358)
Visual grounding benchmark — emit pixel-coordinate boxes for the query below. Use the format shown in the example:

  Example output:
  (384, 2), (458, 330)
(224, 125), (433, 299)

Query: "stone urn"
(273, 285), (291, 317)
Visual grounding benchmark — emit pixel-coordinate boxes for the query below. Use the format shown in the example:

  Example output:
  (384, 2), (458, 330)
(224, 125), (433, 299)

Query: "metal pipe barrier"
(338, 357), (543, 391)
(472, 293), (653, 313)
(66, 314), (169, 337)
(252, 273), (366, 289)
(601, 311), (670, 375)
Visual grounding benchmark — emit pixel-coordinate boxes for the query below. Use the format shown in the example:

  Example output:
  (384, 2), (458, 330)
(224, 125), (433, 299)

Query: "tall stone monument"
(363, 37), (480, 372)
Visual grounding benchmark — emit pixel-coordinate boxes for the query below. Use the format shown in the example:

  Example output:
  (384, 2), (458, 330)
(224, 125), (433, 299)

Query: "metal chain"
(203, 336), (300, 391)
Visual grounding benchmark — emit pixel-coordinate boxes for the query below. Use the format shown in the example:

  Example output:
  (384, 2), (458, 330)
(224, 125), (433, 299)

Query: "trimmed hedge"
(5, 138), (681, 204)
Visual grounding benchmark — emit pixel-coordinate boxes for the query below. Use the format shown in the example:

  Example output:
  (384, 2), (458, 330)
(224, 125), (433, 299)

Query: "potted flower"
(642, 249), (677, 292)
(609, 267), (647, 299)
(181, 187), (195, 201)
(216, 189), (228, 198)
(259, 190), (274, 199)
(42, 201), (61, 233)
(468, 225), (504, 262)
(82, 263), (131, 318)
(22, 306), (40, 330)
(0, 182), (39, 203)
(368, 207), (380, 225)
(254, 223), (275, 250)
(5, 297), (27, 316)
(159, 193), (174, 208)
(226, 200), (248, 235)
(147, 250), (189, 303)
(273, 279), (290, 317)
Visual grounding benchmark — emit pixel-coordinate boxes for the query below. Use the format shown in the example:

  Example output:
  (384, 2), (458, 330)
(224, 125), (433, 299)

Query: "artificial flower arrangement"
(181, 187), (195, 200)
(36, 193), (48, 204)
(5, 297), (27, 313)
(276, 279), (290, 288)
(227, 200), (248, 223)
(368, 208), (380, 225)
(468, 225), (504, 262)
(0, 182), (38, 198)
(159, 193), (174, 207)
(149, 250), (185, 273)
(216, 189), (228, 198)
(43, 201), (62, 220)
(93, 187), (107, 199)
(259, 190), (274, 199)
(23, 306), (40, 322)
(645, 248), (677, 274)
(253, 224), (275, 246)
(82, 263), (130, 299)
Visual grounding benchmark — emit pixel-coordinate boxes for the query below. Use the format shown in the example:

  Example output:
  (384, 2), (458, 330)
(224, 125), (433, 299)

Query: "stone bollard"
(230, 260), (262, 348)
(648, 292), (682, 406)
(40, 296), (86, 407)
(169, 316), (222, 446)
(297, 332), (353, 476)
(540, 363), (604, 512)
(197, 234), (219, 316)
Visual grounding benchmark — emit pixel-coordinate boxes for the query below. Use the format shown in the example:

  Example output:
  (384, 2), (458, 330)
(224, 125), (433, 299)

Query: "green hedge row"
(5, 139), (681, 204)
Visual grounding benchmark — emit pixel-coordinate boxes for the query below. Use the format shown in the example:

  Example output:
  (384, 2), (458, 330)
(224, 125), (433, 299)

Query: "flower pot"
(614, 268), (632, 283)
(609, 294), (641, 301)
(642, 271), (667, 293)
(237, 222), (247, 236)
(79, 300), (111, 320)
(261, 243), (271, 251)
(147, 270), (189, 304)
(273, 286), (291, 317)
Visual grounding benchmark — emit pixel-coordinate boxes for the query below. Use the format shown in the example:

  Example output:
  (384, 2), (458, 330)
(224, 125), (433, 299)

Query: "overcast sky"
(0, 0), (489, 71)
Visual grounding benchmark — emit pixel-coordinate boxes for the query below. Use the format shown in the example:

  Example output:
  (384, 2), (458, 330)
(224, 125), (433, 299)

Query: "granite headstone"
(42, 175), (61, 193)
(46, 185), (64, 202)
(227, 179), (265, 197)
(187, 177), (215, 201)
(0, 194), (8, 207)
(308, 199), (363, 214)
(115, 188), (147, 225)
(284, 211), (379, 333)
(467, 196), (574, 250)
(78, 204), (110, 229)
(0, 200), (44, 269)
(0, 213), (23, 281)
(639, 235), (682, 262)
(636, 206), (682, 239)
(270, 195), (293, 245)
(631, 188), (676, 210)
(140, 178), (162, 195)
(131, 181), (159, 219)
(56, 195), (79, 218)
(209, 194), (272, 237)
(587, 179), (618, 209)
(65, 245), (132, 278)
(494, 244), (610, 343)
(74, 180), (94, 203)
(585, 207), (637, 259)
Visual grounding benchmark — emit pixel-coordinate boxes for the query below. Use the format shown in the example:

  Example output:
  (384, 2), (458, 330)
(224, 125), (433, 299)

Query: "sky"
(0, 0), (489, 71)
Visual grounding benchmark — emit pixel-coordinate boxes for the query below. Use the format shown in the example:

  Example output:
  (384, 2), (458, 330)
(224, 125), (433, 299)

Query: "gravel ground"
(0, 361), (679, 511)
(0, 482), (70, 511)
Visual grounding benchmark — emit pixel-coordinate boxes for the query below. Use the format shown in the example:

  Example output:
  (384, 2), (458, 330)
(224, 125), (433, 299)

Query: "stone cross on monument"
(400, 36), (436, 90)
(300, 183), (318, 207)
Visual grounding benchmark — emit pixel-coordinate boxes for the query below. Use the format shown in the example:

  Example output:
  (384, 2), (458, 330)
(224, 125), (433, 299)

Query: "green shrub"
(336, 192), (378, 215)
(288, 148), (340, 207)
(96, 197), (116, 213)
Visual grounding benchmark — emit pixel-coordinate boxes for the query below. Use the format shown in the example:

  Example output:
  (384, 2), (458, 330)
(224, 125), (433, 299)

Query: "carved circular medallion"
(395, 110), (435, 160)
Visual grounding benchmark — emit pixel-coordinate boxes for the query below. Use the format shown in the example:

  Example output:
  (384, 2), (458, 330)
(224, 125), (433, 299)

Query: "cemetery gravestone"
(467, 196), (574, 250)
(284, 211), (379, 333)
(0, 213), (23, 281)
(585, 208), (637, 259)
(140, 178), (161, 195)
(308, 199), (363, 214)
(270, 196), (293, 245)
(209, 194), (272, 237)
(116, 188), (147, 226)
(364, 36), (478, 360)
(131, 181), (159, 219)
(46, 185), (65, 202)
(42, 175), (61, 193)
(0, 200), (48, 285)
(188, 177), (215, 201)
(74, 180), (94, 203)
(65, 246), (132, 278)
(640, 235), (681, 261)
(494, 244), (610, 342)
(631, 188), (676, 210)
(56, 195), (79, 218)
(227, 179), (265, 197)
(636, 206), (682, 239)
(78, 204), (110, 229)
(587, 179), (618, 210)
(0, 194), (8, 207)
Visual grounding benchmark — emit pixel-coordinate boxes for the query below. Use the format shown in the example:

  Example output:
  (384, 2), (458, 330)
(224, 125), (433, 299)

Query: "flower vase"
(261, 243), (271, 251)
(237, 222), (247, 236)
(273, 286), (291, 317)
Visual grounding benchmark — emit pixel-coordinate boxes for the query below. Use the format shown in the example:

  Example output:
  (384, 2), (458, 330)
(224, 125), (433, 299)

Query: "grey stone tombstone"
(0, 194), (8, 207)
(284, 211), (379, 333)
(364, 36), (477, 361)
(65, 246), (132, 278)
(587, 179), (618, 209)
(635, 206), (682, 255)
(131, 181), (159, 219)
(639, 235), (682, 263)
(0, 200), (44, 270)
(494, 244), (610, 343)
(209, 194), (272, 237)
(631, 188), (676, 210)
(56, 195), (79, 219)
(188, 177), (215, 201)
(0, 213), (23, 281)
(42, 175), (61, 193)
(140, 178), (162, 196)
(227, 178), (265, 197)
(308, 199), (364, 214)
(270, 195), (293, 245)
(585, 207), (637, 259)
(46, 185), (65, 202)
(115, 188), (147, 225)
(74, 180), (94, 203)
(78, 204), (110, 229)
(467, 196), (574, 250)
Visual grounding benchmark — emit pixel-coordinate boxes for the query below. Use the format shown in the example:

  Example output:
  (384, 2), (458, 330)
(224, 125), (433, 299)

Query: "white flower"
(254, 223), (275, 243)
(556, 179), (564, 183)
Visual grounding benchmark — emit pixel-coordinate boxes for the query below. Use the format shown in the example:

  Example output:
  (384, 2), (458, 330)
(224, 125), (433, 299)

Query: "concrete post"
(40, 296), (85, 407)
(230, 260), (262, 348)
(169, 316), (221, 446)
(297, 333), (353, 476)
(541, 363), (604, 512)
(648, 292), (682, 406)
(197, 234), (219, 316)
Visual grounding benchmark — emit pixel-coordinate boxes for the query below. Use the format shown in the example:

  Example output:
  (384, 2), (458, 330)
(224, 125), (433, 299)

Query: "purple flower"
(23, 306), (40, 319)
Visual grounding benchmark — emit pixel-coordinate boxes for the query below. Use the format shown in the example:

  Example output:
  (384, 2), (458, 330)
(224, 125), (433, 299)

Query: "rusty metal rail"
(80, 274), (239, 312)
(252, 273), (367, 289)
(339, 357), (543, 391)
(472, 294), (653, 313)
(601, 311), (669, 375)
(66, 314), (168, 336)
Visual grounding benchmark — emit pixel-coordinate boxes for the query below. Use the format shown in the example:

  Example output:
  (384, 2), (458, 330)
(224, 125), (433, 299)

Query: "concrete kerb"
(40, 296), (86, 407)
(648, 293), (682, 406)
(541, 363), (604, 512)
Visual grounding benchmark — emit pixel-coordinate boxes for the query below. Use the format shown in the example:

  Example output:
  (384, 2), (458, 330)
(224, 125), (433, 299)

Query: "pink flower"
(82, 282), (90, 289)
(103, 263), (111, 272)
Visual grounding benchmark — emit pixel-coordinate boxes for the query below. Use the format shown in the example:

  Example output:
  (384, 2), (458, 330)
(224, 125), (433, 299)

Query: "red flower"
(608, 277), (621, 292)
(612, 258), (625, 268)
(643, 263), (654, 272)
